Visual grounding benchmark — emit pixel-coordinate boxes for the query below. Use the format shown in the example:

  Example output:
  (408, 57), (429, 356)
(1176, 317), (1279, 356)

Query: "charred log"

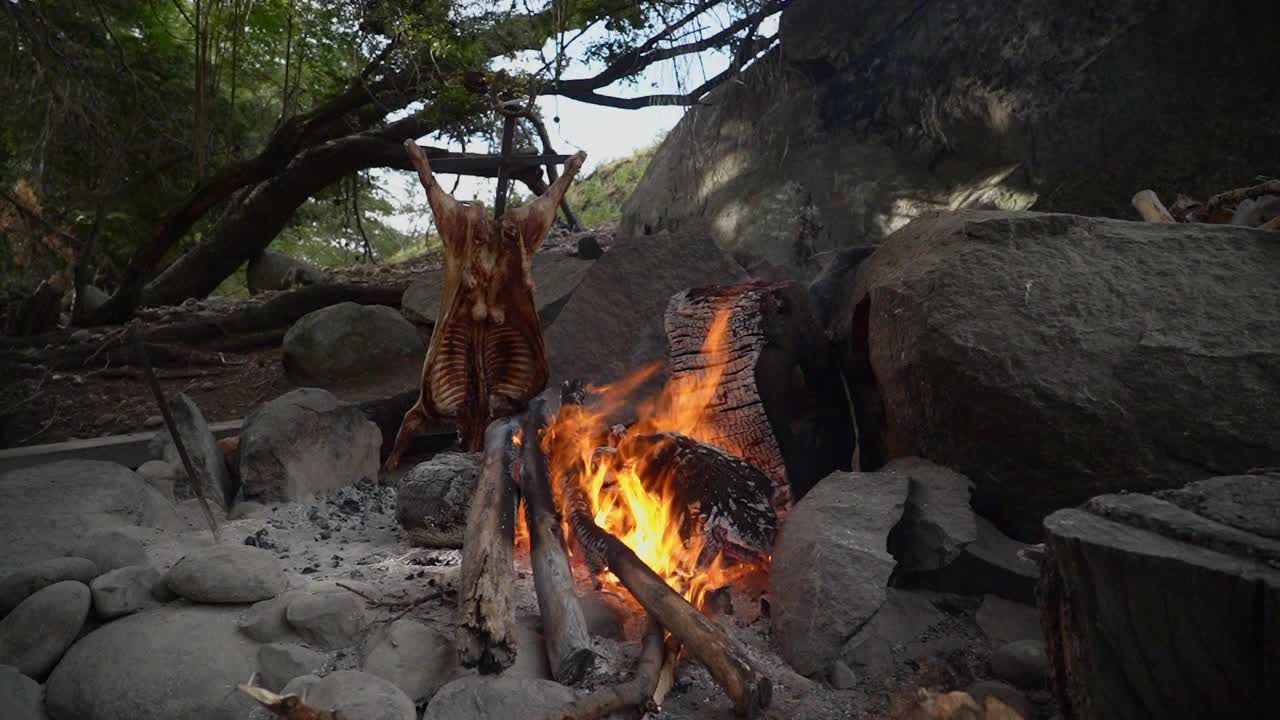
(664, 282), (853, 510)
(545, 617), (666, 720)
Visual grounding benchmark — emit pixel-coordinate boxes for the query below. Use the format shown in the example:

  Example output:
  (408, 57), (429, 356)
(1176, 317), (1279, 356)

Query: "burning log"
(544, 617), (667, 720)
(457, 416), (523, 673)
(518, 398), (596, 685)
(664, 282), (853, 510)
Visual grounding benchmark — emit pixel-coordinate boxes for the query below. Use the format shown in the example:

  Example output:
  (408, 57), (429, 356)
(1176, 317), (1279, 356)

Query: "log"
(457, 415), (523, 673)
(664, 282), (853, 511)
(1192, 179), (1280, 223)
(545, 617), (666, 720)
(238, 683), (336, 720)
(519, 397), (596, 685)
(1130, 190), (1176, 223)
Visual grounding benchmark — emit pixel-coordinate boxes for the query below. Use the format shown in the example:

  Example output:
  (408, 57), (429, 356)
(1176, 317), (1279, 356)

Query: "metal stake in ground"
(129, 322), (219, 537)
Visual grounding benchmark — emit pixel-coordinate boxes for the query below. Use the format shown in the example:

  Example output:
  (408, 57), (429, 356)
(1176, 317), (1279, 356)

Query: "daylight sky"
(379, 11), (781, 235)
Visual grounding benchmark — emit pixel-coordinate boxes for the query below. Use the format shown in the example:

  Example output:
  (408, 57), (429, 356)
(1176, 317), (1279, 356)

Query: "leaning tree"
(1, 0), (789, 326)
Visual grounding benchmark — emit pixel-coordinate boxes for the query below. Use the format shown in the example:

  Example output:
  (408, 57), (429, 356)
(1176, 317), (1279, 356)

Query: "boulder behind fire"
(282, 303), (424, 386)
(838, 210), (1280, 541)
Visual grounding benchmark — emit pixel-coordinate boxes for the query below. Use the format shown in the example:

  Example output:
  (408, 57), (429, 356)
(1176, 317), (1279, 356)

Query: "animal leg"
(384, 401), (431, 474)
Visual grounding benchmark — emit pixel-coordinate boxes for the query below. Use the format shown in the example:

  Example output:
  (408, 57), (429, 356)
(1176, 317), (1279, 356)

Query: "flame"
(545, 306), (765, 609)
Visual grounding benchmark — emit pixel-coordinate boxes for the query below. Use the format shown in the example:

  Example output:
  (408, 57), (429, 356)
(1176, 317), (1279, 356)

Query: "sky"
(378, 10), (780, 235)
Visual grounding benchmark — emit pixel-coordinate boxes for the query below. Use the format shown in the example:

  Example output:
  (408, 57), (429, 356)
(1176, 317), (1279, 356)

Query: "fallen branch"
(238, 680), (335, 720)
(1195, 179), (1280, 222)
(546, 617), (667, 720)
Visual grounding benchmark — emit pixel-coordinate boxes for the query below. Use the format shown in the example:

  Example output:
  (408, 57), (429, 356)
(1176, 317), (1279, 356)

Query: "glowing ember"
(543, 307), (769, 609)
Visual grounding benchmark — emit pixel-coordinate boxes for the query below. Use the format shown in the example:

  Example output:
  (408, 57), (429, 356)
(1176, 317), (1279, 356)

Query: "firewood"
(1131, 190), (1176, 223)
(385, 140), (586, 468)
(664, 282), (853, 509)
(519, 397), (596, 685)
(1193, 179), (1280, 223)
(238, 682), (336, 720)
(457, 415), (523, 673)
(545, 617), (667, 720)
(1260, 215), (1280, 232)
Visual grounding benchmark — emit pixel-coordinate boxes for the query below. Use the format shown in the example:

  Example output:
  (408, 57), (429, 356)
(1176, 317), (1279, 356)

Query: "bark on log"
(519, 397), (595, 685)
(545, 617), (666, 720)
(664, 282), (853, 511)
(457, 415), (523, 673)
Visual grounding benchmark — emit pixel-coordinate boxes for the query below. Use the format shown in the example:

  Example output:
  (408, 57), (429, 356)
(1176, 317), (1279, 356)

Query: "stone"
(990, 640), (1048, 689)
(544, 231), (748, 389)
(0, 664), (46, 720)
(239, 388), (382, 502)
(0, 558), (98, 617)
(907, 515), (1039, 604)
(502, 616), (552, 680)
(770, 470), (908, 676)
(257, 642), (328, 691)
(282, 302), (424, 386)
(623, 0), (1278, 279)
(0, 461), (179, 577)
(575, 235), (604, 260)
(967, 680), (1032, 719)
(828, 660), (858, 690)
(1041, 475), (1280, 719)
(89, 564), (162, 619)
(840, 211), (1280, 540)
(166, 545), (287, 603)
(975, 595), (1041, 648)
(423, 675), (577, 720)
(578, 590), (628, 640)
(399, 270), (443, 326)
(70, 529), (148, 574)
(45, 605), (259, 720)
(143, 414), (164, 428)
(135, 460), (177, 502)
(884, 457), (977, 572)
(238, 591), (303, 643)
(302, 670), (416, 720)
(839, 588), (944, 673)
(0, 581), (90, 679)
(285, 589), (368, 650)
(246, 250), (326, 294)
(149, 393), (236, 508)
(395, 453), (481, 548)
(77, 284), (109, 315)
(360, 618), (458, 702)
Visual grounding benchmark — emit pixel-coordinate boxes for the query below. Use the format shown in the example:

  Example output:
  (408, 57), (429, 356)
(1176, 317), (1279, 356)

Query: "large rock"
(545, 232), (747, 388)
(45, 606), (259, 720)
(396, 453), (481, 548)
(302, 670), (416, 720)
(282, 302), (424, 386)
(90, 565), (163, 619)
(70, 530), (147, 574)
(166, 545), (287, 604)
(975, 594), (1042, 648)
(257, 642), (328, 691)
(842, 211), (1280, 540)
(622, 0), (1280, 278)
(0, 581), (90, 679)
(400, 250), (596, 329)
(285, 588), (368, 650)
(905, 515), (1039, 605)
(884, 457), (978, 572)
(770, 470), (908, 676)
(237, 590), (303, 643)
(360, 618), (458, 702)
(0, 558), (98, 617)
(0, 461), (179, 577)
(423, 676), (577, 720)
(1040, 473), (1280, 720)
(0, 664), (47, 720)
(246, 250), (326, 294)
(839, 588), (944, 674)
(149, 393), (236, 508)
(239, 388), (381, 502)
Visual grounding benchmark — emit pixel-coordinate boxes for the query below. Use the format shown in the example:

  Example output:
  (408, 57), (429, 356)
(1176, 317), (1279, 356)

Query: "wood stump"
(1040, 472), (1280, 720)
(664, 282), (853, 511)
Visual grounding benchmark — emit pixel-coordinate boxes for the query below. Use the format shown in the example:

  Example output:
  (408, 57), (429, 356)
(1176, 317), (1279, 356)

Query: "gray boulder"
(842, 211), (1280, 540)
(237, 591), (303, 643)
(282, 302), (424, 386)
(246, 250), (326, 294)
(884, 457), (977, 572)
(0, 664), (47, 720)
(166, 545), (287, 604)
(396, 453), (481, 548)
(545, 231), (747, 388)
(906, 515), (1040, 604)
(239, 389), (382, 502)
(90, 564), (163, 619)
(399, 270), (443, 326)
(0, 461), (179, 577)
(302, 670), (416, 720)
(990, 639), (1048, 689)
(770, 470), (908, 676)
(45, 606), (259, 720)
(839, 588), (944, 674)
(257, 642), (328, 692)
(148, 393), (235, 508)
(0, 581), (90, 679)
(360, 618), (458, 702)
(0, 558), (98, 617)
(135, 460), (177, 502)
(423, 675), (577, 720)
(975, 594), (1042, 648)
(285, 588), (368, 650)
(70, 530), (147, 575)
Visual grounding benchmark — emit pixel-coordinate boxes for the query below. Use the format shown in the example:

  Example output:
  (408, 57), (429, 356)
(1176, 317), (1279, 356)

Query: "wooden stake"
(519, 398), (596, 685)
(457, 415), (523, 673)
(546, 617), (667, 720)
